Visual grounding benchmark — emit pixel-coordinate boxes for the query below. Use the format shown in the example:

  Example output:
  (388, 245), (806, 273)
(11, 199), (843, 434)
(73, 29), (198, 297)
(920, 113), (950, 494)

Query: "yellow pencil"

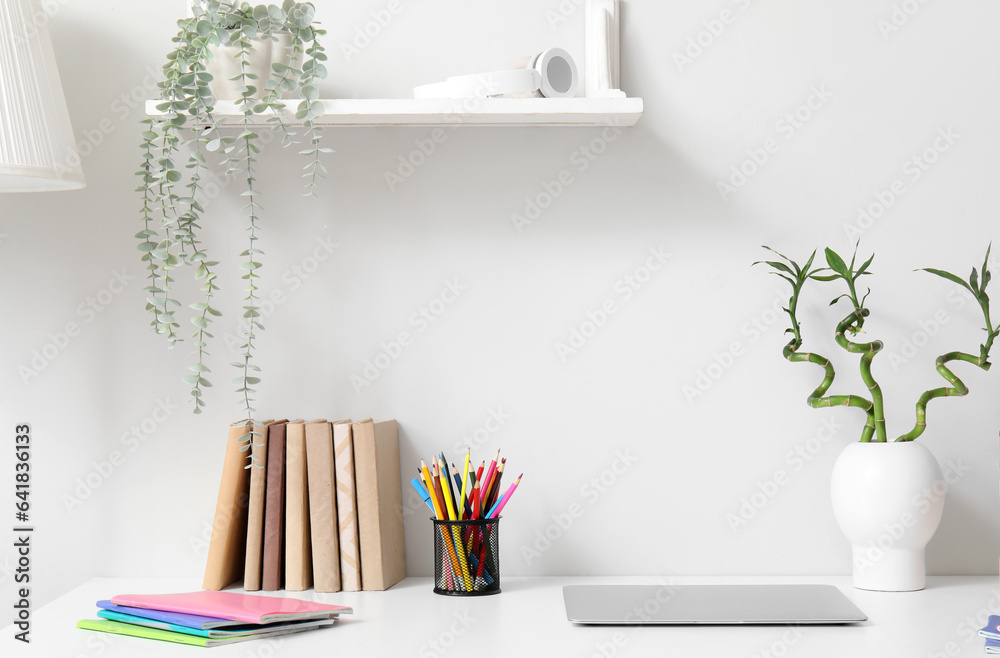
(421, 460), (444, 520)
(437, 455), (457, 521)
(459, 449), (471, 520)
(436, 455), (472, 591)
(423, 460), (463, 589)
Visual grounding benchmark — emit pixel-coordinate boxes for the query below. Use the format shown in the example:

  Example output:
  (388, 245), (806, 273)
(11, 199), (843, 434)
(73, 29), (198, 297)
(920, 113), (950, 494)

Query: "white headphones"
(414, 48), (579, 100)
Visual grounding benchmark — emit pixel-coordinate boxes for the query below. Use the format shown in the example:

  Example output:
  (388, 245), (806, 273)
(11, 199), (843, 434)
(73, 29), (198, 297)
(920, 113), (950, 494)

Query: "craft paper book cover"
(306, 420), (342, 592)
(353, 418), (406, 591)
(244, 420), (272, 591)
(334, 420), (362, 592)
(262, 421), (288, 591)
(285, 420), (313, 591)
(109, 590), (352, 624)
(202, 422), (253, 590)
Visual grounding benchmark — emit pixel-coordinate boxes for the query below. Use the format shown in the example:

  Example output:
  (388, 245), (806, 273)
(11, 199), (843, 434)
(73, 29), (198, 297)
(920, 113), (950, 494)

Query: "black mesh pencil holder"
(432, 517), (501, 596)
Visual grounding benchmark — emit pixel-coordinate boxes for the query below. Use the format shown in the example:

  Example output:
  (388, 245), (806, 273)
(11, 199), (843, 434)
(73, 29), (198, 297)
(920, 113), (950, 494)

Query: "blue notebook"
(97, 600), (237, 629)
(980, 615), (1000, 641)
(96, 610), (335, 638)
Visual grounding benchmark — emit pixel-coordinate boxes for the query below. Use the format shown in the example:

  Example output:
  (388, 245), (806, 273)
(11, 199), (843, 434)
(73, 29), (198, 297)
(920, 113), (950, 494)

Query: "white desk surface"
(3, 575), (998, 657)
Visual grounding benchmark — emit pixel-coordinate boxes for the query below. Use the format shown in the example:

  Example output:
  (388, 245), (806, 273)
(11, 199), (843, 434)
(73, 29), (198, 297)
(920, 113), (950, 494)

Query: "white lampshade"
(0, 0), (84, 191)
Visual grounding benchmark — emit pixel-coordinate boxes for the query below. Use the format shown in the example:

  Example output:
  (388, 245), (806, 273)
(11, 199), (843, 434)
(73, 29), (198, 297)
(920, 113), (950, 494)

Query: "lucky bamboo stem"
(834, 308), (888, 442)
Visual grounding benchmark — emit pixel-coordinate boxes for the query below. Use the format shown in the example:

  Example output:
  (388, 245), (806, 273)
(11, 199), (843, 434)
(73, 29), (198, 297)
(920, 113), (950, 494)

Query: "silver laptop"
(564, 584), (867, 625)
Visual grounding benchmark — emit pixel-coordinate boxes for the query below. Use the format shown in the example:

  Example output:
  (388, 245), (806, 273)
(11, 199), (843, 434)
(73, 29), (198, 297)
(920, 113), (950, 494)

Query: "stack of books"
(203, 418), (406, 593)
(980, 615), (1000, 653)
(76, 590), (351, 647)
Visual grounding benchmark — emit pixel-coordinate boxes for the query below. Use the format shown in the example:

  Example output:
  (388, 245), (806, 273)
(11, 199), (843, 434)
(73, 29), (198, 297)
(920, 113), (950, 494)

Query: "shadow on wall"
(293, 120), (720, 240)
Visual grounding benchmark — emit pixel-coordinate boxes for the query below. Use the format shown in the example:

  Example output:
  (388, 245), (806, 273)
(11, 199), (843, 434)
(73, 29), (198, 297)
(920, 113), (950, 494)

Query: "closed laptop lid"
(564, 584), (867, 625)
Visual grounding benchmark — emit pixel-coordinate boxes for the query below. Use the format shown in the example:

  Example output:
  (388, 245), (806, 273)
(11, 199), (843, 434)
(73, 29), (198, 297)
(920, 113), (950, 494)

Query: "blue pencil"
(411, 478), (435, 513)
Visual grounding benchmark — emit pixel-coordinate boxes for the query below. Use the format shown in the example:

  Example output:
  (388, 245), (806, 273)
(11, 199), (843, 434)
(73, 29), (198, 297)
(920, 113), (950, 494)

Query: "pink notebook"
(109, 591), (352, 624)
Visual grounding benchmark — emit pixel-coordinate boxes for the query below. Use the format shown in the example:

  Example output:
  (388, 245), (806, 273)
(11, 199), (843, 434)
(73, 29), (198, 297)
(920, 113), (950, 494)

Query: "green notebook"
(76, 618), (322, 647)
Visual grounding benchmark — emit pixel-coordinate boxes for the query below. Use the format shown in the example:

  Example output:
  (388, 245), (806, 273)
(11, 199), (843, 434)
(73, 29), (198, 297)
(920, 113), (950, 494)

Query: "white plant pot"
(205, 33), (298, 101)
(830, 441), (945, 592)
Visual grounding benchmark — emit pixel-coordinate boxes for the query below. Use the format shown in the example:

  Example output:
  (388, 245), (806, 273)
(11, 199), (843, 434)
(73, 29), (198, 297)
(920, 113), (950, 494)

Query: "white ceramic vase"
(205, 33), (296, 101)
(829, 441), (945, 592)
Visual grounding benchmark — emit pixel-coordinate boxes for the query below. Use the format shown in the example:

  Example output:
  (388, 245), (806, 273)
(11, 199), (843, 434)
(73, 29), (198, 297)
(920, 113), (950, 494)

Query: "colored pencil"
(411, 478), (435, 513)
(452, 469), (472, 520)
(437, 457), (457, 521)
(459, 449), (471, 520)
(468, 480), (484, 570)
(488, 474), (523, 518)
(421, 460), (444, 519)
(475, 461), (485, 494)
(480, 450), (500, 510)
(433, 462), (467, 588)
(486, 458), (506, 511)
(437, 457), (472, 589)
(440, 454), (459, 517)
(422, 461), (456, 589)
(471, 480), (482, 520)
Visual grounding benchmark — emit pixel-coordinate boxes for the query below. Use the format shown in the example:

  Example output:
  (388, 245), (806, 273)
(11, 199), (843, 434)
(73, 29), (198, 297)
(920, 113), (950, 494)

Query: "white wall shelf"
(144, 97), (644, 128)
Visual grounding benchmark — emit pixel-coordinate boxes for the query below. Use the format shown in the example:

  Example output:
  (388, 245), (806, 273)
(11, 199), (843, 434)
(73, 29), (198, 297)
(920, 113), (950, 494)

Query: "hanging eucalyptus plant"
(756, 244), (997, 442)
(137, 0), (330, 457)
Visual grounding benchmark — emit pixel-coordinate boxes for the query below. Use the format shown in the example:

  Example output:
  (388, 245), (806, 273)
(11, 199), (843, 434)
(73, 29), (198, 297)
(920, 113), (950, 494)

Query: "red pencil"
(475, 461), (485, 492)
(471, 480), (482, 520)
(486, 458), (506, 511)
(469, 482), (482, 555)
(432, 464), (447, 521)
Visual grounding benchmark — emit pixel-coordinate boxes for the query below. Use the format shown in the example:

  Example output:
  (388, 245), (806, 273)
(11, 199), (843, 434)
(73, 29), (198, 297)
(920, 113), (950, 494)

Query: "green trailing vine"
(136, 0), (329, 459)
(757, 243), (998, 443)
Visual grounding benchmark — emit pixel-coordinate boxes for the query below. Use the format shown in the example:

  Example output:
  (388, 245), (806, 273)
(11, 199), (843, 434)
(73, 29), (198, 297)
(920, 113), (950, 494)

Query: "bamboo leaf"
(764, 260), (795, 276)
(801, 250), (817, 275)
(982, 245), (993, 292)
(824, 248), (849, 278)
(920, 268), (975, 294)
(855, 253), (875, 280)
(971, 268), (980, 294)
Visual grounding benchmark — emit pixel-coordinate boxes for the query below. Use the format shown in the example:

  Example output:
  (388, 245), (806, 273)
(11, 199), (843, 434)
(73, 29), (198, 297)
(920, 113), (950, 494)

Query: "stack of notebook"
(980, 615), (1000, 653)
(76, 590), (351, 647)
(203, 418), (406, 593)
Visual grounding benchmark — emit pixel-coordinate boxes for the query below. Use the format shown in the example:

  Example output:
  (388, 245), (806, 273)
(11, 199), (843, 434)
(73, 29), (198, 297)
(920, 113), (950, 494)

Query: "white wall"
(2, 0), (999, 609)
